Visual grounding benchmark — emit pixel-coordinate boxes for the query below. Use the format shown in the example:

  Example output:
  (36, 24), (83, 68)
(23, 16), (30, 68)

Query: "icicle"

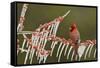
(56, 42), (63, 57)
(21, 39), (26, 53)
(43, 26), (51, 49)
(71, 50), (75, 61)
(67, 46), (73, 59)
(64, 44), (69, 56)
(40, 38), (45, 48)
(43, 55), (48, 63)
(30, 49), (35, 64)
(30, 34), (40, 64)
(40, 29), (46, 47)
(88, 45), (94, 58)
(24, 46), (31, 64)
(50, 41), (58, 56)
(35, 35), (39, 46)
(36, 51), (39, 60)
(58, 44), (65, 62)
(84, 44), (91, 59)
(29, 49), (32, 59)
(37, 48), (50, 64)
(29, 33), (37, 60)
(36, 36), (42, 60)
(17, 39), (19, 55)
(51, 41), (55, 48)
(42, 30), (49, 49)
(47, 25), (51, 30)
(78, 57), (81, 61)
(94, 49), (96, 58)
(26, 39), (30, 48)
(17, 44), (19, 55)
(17, 49), (19, 55)
(37, 31), (44, 49)
(43, 50), (50, 63)
(38, 37), (42, 48)
(37, 48), (42, 60)
(53, 21), (60, 36)
(49, 23), (55, 36)
(29, 34), (35, 59)
(75, 54), (78, 61)
(29, 47), (33, 59)
(39, 54), (43, 64)
(38, 49), (44, 64)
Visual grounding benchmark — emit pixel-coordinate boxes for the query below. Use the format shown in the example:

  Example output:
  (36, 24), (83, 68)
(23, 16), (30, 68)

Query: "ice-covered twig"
(62, 10), (71, 18)
(17, 4), (28, 32)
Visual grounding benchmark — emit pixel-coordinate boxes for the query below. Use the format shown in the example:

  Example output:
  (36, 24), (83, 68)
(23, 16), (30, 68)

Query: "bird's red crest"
(70, 22), (77, 32)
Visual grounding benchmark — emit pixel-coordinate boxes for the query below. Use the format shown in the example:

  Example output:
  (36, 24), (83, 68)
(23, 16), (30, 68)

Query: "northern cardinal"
(69, 23), (80, 57)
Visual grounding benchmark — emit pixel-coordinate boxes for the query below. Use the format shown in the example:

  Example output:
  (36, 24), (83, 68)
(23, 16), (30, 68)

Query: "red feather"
(69, 22), (80, 60)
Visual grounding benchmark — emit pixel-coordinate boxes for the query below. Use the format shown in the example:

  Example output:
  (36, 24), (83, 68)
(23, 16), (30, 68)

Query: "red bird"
(69, 23), (80, 56)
